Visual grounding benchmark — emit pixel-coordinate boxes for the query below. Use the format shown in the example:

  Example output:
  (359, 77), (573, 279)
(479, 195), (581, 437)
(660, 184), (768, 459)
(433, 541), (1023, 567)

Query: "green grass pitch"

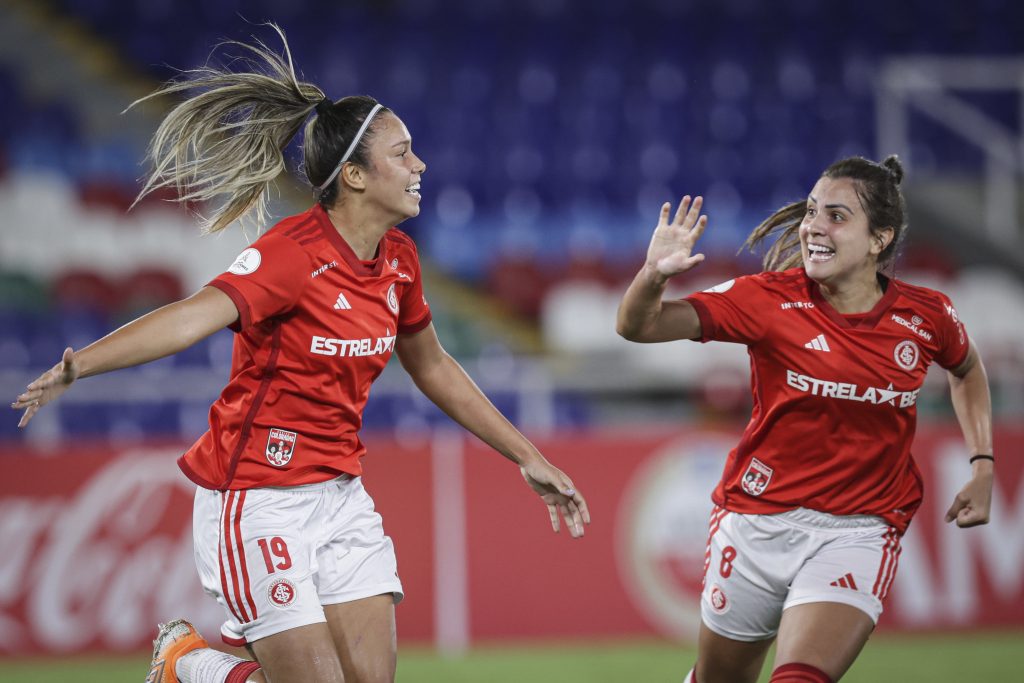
(0, 632), (1019, 682)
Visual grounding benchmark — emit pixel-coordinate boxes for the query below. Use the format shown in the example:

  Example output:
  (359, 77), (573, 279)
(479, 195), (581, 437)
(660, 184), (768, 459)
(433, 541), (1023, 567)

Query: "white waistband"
(263, 473), (355, 492)
(771, 507), (888, 530)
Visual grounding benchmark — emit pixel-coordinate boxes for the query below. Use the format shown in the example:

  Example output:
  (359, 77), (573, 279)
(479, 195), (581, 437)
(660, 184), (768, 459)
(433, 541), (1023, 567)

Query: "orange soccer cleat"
(145, 619), (209, 683)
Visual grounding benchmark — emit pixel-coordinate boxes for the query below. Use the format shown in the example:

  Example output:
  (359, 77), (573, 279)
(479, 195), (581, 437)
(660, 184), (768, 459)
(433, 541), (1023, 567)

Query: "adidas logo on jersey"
(804, 333), (830, 352)
(333, 292), (352, 310)
(830, 573), (859, 590)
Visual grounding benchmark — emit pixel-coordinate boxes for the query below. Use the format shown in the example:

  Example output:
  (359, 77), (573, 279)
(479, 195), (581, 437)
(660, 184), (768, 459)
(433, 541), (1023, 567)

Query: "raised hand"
(646, 195), (709, 279)
(520, 457), (590, 538)
(12, 347), (80, 428)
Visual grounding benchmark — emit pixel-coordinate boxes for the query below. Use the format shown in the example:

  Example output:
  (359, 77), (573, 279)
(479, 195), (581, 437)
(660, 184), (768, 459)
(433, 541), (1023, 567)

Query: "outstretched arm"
(396, 323), (590, 538)
(616, 196), (707, 342)
(944, 342), (994, 528)
(13, 286), (238, 427)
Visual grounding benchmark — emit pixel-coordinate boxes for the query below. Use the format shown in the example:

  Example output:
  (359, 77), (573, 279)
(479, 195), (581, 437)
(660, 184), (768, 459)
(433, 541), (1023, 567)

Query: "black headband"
(315, 97), (333, 116)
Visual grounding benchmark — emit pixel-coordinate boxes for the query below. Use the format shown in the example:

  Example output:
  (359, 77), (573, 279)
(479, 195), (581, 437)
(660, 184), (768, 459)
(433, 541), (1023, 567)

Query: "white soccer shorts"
(700, 506), (901, 642)
(192, 474), (403, 645)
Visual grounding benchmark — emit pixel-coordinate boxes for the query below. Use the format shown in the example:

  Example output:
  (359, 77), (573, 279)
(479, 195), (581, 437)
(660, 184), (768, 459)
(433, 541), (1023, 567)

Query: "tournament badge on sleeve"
(741, 457), (773, 497)
(266, 428), (297, 467)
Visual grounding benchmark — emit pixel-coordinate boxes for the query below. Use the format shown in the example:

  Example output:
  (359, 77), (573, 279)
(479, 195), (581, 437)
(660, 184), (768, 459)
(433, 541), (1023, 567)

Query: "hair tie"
(315, 97), (333, 117)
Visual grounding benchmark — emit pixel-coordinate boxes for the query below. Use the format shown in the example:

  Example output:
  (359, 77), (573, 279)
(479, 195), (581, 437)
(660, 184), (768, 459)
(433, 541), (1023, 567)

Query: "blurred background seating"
(1, 0), (1022, 443)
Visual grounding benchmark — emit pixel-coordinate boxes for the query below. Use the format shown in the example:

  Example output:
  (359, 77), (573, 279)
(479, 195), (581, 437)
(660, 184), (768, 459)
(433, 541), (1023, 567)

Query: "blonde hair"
(127, 23), (324, 233)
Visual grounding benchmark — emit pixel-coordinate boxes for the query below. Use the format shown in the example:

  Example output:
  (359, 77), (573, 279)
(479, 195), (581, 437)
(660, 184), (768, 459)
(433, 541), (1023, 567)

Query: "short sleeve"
(933, 292), (970, 370)
(208, 234), (311, 331)
(684, 274), (771, 345)
(397, 241), (432, 335)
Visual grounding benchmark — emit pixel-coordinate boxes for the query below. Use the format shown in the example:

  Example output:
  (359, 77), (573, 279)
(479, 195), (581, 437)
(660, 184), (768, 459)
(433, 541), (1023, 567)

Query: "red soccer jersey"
(179, 204), (432, 490)
(685, 267), (969, 533)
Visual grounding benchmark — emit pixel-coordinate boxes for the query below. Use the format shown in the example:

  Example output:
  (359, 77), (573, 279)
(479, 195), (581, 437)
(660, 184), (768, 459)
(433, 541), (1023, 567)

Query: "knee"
(769, 662), (833, 683)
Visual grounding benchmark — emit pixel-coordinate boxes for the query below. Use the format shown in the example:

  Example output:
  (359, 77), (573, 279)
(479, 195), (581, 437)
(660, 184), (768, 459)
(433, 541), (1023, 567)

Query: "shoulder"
(383, 227), (422, 264)
(721, 267), (806, 296)
(232, 216), (316, 274)
(384, 227), (418, 251)
(890, 278), (955, 315)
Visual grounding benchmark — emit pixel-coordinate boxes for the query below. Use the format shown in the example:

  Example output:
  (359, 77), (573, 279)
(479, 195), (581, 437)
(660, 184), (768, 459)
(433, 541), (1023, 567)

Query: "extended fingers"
(672, 196), (692, 225)
(17, 402), (39, 428)
(658, 202), (672, 228)
(682, 196), (704, 229)
(547, 503), (560, 533)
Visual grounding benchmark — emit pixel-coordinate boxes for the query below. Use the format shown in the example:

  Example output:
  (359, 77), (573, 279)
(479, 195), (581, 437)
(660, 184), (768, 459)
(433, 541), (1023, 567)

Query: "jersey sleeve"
(683, 274), (771, 345)
(397, 241), (432, 335)
(933, 292), (970, 369)
(207, 233), (312, 331)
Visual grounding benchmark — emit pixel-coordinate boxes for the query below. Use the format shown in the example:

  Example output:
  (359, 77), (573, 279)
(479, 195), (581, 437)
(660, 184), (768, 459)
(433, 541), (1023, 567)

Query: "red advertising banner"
(1, 424), (1021, 655)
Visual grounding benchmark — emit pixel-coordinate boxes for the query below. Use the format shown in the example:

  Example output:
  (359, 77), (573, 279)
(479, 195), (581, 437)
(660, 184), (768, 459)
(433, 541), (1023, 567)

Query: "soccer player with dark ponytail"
(617, 156), (993, 683)
(13, 25), (589, 683)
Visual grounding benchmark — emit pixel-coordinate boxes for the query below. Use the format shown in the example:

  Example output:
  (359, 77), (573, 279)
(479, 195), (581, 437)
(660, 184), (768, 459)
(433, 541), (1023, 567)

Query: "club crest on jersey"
(268, 578), (296, 608)
(741, 458), (773, 497)
(893, 339), (920, 372)
(386, 283), (399, 314)
(709, 584), (730, 614)
(266, 428), (297, 467)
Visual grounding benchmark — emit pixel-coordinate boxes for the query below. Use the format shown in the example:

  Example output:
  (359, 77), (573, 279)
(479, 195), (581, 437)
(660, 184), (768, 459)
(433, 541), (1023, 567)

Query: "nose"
(414, 153), (426, 175)
(806, 212), (827, 235)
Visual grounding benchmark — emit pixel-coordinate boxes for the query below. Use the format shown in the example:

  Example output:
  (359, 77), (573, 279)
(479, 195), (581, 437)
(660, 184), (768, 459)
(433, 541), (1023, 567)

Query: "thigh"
(785, 525), (900, 624)
(193, 487), (329, 646)
(773, 602), (874, 680)
(696, 622), (774, 683)
(317, 477), (404, 606)
(250, 622), (345, 683)
(700, 509), (795, 642)
(324, 594), (397, 683)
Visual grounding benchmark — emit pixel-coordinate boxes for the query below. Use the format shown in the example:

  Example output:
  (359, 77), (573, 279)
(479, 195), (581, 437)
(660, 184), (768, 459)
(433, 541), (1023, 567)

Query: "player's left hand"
(520, 457), (590, 538)
(12, 347), (80, 428)
(944, 466), (993, 528)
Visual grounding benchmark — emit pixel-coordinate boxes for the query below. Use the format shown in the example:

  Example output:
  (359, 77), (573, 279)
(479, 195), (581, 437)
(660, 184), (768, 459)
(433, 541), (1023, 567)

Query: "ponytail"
(741, 200), (806, 272)
(128, 23), (323, 233)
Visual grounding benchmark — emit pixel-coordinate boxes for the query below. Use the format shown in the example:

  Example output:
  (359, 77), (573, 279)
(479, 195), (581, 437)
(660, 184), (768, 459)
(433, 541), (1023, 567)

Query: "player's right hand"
(12, 347), (79, 428)
(645, 195), (708, 279)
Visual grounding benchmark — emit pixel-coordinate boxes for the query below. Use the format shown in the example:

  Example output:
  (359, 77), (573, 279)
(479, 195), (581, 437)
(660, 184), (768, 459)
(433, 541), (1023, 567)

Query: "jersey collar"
(806, 270), (899, 329)
(312, 204), (386, 278)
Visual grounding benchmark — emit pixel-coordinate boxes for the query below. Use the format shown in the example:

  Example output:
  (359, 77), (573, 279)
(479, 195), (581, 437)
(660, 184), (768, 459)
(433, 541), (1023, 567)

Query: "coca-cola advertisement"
(2, 425), (1021, 656)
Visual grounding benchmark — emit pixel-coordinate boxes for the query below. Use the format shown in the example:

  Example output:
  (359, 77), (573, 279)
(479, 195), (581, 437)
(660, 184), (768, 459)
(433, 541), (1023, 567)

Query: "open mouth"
(806, 243), (835, 262)
(406, 182), (421, 197)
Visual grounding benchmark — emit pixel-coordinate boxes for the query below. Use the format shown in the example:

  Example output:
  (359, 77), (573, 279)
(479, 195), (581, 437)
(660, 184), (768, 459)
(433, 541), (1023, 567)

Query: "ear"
(340, 163), (366, 191)
(872, 227), (895, 256)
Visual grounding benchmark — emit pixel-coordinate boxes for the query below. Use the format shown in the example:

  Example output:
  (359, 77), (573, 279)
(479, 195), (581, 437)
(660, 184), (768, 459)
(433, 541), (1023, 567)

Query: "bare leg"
(772, 602), (874, 681)
(324, 594), (397, 683)
(249, 622), (346, 683)
(695, 621), (774, 683)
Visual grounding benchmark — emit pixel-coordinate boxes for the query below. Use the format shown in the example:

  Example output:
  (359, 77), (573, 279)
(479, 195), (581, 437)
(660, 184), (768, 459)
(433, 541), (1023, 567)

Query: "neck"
(325, 203), (394, 260)
(817, 271), (885, 314)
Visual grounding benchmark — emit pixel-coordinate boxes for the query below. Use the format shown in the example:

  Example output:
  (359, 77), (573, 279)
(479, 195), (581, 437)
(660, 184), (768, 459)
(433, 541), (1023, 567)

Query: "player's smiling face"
(799, 176), (890, 289)
(361, 112), (426, 223)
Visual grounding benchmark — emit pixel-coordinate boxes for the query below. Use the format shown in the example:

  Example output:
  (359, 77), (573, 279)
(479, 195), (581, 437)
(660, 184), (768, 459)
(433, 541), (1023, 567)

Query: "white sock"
(176, 648), (255, 683)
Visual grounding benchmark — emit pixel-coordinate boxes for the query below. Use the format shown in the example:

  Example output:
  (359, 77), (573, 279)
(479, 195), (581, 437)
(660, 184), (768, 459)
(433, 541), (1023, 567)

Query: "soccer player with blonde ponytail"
(14, 24), (589, 683)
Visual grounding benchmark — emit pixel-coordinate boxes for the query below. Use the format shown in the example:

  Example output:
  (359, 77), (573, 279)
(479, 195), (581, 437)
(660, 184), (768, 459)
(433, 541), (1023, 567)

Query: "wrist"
(970, 454), (994, 475)
(640, 263), (670, 288)
(514, 449), (545, 468)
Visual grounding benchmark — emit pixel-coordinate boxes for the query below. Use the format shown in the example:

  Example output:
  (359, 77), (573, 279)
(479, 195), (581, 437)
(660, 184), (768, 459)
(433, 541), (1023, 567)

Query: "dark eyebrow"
(824, 203), (854, 214)
(809, 195), (853, 213)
